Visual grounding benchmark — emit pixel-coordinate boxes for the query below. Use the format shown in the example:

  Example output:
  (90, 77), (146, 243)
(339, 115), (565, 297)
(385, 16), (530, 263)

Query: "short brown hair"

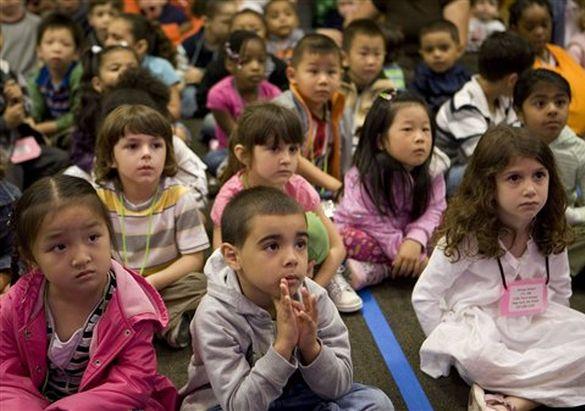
(436, 125), (572, 261)
(290, 33), (342, 68)
(94, 104), (177, 184)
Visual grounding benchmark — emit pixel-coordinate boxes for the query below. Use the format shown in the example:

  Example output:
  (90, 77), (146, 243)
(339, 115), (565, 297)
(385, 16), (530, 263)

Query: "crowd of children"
(1, 0), (584, 410)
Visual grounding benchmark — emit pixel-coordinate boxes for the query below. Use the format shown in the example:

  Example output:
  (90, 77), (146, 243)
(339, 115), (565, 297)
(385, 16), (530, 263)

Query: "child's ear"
(233, 144), (249, 166)
(225, 58), (236, 74)
(286, 65), (296, 84)
(456, 43), (464, 58)
(221, 243), (242, 271)
(135, 38), (149, 56)
(91, 76), (103, 93)
(341, 50), (349, 68)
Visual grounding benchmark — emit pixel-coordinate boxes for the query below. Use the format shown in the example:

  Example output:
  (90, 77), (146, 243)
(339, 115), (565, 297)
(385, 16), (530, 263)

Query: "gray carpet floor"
(157, 277), (585, 410)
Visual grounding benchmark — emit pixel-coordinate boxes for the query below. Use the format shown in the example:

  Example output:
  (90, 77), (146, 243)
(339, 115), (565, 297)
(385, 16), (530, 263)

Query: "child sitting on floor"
(180, 186), (393, 411)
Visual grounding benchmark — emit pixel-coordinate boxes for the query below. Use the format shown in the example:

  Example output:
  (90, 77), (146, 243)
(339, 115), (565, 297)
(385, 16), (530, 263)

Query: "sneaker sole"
(336, 301), (363, 313)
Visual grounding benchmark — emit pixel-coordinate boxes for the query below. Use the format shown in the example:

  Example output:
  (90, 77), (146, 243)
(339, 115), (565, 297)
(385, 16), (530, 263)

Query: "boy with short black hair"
(27, 12), (83, 146)
(179, 0), (237, 117)
(410, 19), (470, 114)
(179, 186), (393, 411)
(435, 31), (534, 194)
(87, 0), (123, 47)
(273, 33), (350, 194)
(340, 18), (394, 147)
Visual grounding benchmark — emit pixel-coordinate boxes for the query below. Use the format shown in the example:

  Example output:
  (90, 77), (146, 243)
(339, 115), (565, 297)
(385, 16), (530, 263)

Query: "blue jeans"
(446, 164), (467, 197)
(208, 381), (393, 411)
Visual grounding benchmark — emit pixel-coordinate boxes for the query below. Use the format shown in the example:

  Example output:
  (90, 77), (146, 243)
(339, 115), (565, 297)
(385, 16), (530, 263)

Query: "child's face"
(37, 27), (79, 72)
(383, 104), (432, 170)
(247, 141), (300, 188)
(112, 132), (167, 196)
(105, 18), (137, 50)
(93, 49), (139, 92)
(495, 156), (549, 231)
(346, 33), (385, 88)
(228, 213), (308, 307)
(287, 52), (342, 112)
(206, 3), (238, 44)
(89, 2), (120, 45)
(337, 0), (357, 19)
(138, 0), (166, 21)
(513, 4), (552, 56)
(520, 83), (569, 144)
(230, 13), (267, 39)
(231, 39), (267, 91)
(419, 31), (461, 73)
(472, 0), (499, 21)
(31, 203), (111, 297)
(265, 0), (298, 39)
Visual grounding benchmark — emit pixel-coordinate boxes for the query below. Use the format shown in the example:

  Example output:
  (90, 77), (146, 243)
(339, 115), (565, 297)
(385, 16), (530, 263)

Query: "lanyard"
(496, 255), (550, 290)
(118, 192), (157, 275)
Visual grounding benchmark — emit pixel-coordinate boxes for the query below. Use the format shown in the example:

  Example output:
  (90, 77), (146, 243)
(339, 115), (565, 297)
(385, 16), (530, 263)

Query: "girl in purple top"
(334, 90), (447, 290)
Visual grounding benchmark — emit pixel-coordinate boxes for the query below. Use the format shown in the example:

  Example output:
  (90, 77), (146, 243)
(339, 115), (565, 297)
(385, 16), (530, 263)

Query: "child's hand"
(184, 67), (204, 85)
(293, 286), (320, 365)
(3, 103), (26, 129)
(0, 272), (11, 295)
(3, 80), (23, 105)
(391, 239), (424, 278)
(272, 279), (299, 361)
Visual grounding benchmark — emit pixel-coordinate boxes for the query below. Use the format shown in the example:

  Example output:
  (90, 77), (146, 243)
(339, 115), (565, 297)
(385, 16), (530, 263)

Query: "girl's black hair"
(76, 45), (139, 137)
(224, 30), (265, 62)
(508, 0), (553, 27)
(116, 13), (177, 67)
(513, 68), (571, 111)
(353, 90), (434, 219)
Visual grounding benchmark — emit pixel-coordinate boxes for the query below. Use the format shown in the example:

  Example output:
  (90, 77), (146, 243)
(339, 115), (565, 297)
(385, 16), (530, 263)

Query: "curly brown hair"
(436, 125), (572, 261)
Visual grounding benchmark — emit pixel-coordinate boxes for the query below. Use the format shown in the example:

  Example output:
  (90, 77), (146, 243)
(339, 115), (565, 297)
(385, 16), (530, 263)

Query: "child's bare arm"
(146, 252), (204, 290)
(168, 84), (182, 120)
(211, 109), (237, 138)
(297, 157), (342, 193)
(312, 207), (346, 287)
(212, 225), (223, 250)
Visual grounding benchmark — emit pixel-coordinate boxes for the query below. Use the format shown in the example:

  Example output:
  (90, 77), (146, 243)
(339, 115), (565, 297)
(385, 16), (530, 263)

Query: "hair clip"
(91, 45), (103, 54)
(225, 41), (240, 61)
(378, 89), (397, 101)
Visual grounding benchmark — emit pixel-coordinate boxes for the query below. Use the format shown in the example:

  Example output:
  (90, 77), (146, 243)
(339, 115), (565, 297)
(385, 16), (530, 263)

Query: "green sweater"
(27, 62), (83, 134)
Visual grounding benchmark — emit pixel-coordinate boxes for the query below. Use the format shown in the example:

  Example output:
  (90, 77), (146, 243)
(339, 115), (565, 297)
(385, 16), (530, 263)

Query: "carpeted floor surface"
(157, 278), (585, 410)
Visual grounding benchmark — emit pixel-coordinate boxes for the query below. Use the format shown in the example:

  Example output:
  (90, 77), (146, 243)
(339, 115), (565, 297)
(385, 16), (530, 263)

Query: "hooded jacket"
(180, 250), (353, 411)
(0, 259), (178, 411)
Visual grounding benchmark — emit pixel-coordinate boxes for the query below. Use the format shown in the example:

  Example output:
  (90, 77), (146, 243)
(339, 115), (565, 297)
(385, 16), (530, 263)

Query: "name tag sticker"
(500, 277), (548, 317)
(10, 137), (41, 164)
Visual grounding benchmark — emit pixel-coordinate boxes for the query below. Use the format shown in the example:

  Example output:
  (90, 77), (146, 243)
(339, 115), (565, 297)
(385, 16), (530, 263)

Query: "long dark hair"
(353, 90), (434, 219)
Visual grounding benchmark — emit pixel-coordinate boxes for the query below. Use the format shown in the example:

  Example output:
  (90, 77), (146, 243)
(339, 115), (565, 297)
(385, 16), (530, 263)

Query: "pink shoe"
(346, 259), (388, 290)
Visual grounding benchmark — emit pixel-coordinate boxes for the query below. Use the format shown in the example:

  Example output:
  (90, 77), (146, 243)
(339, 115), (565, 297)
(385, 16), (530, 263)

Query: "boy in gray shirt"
(180, 187), (392, 411)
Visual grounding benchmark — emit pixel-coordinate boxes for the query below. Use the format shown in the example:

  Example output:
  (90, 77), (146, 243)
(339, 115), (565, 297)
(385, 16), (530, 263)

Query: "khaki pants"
(158, 271), (207, 344)
(569, 224), (585, 277)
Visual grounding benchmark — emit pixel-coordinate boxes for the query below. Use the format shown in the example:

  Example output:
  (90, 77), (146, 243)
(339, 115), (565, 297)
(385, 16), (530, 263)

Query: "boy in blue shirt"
(410, 19), (470, 114)
(28, 13), (83, 148)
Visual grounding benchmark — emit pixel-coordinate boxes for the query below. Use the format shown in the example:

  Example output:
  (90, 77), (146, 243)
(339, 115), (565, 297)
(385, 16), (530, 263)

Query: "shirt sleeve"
(206, 79), (234, 112)
(405, 174), (447, 249)
(210, 175), (242, 227)
(175, 189), (209, 254)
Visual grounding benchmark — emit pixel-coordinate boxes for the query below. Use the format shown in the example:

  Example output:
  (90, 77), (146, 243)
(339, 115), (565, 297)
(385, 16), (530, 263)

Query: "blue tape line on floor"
(359, 289), (433, 411)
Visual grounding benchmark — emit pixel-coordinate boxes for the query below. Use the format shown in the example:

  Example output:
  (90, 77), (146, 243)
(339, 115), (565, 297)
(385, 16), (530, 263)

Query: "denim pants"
(208, 379), (394, 411)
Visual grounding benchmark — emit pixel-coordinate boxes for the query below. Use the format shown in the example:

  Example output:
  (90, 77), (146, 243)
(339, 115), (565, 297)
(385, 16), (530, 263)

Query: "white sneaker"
(326, 268), (363, 313)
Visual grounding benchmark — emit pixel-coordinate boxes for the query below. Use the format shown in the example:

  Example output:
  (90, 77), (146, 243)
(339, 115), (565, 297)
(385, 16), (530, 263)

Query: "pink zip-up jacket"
(334, 166), (446, 260)
(0, 259), (178, 411)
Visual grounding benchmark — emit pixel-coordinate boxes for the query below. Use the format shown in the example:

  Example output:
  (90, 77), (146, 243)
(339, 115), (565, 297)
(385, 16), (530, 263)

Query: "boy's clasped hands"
(272, 279), (321, 366)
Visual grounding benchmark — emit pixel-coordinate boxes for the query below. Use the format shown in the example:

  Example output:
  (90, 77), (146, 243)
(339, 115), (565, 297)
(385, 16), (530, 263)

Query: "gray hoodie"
(180, 250), (353, 411)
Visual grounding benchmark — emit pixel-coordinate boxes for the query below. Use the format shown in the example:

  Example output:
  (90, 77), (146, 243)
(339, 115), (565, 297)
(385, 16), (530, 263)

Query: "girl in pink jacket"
(334, 90), (447, 290)
(0, 175), (177, 411)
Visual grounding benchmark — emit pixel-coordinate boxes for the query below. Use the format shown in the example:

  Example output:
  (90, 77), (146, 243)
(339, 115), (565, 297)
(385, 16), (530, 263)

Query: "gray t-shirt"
(0, 12), (41, 78)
